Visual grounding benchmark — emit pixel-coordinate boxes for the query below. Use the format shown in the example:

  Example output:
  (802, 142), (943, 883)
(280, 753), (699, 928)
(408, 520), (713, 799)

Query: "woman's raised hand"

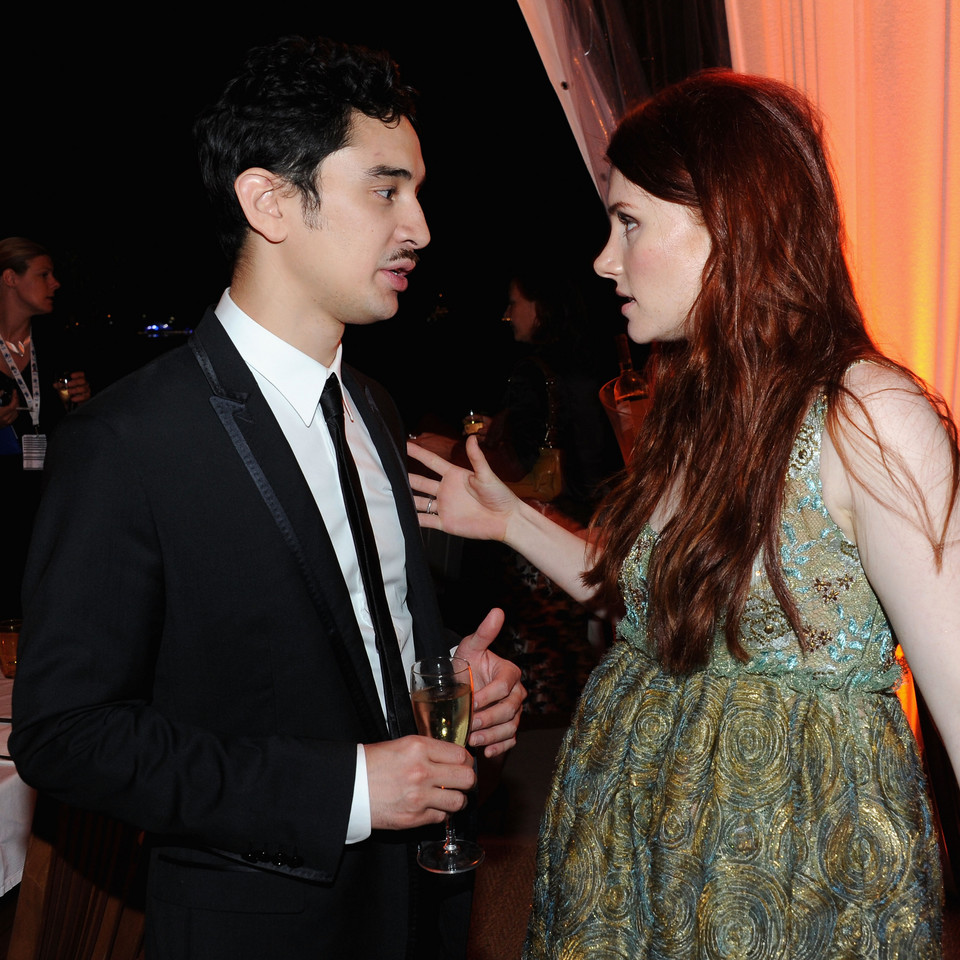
(407, 435), (520, 543)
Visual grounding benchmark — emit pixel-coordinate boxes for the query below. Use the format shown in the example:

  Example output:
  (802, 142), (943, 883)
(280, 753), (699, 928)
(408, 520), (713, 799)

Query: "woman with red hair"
(410, 71), (959, 957)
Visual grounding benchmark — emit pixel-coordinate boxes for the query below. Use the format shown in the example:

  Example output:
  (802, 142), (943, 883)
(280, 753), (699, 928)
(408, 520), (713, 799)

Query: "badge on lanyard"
(22, 433), (47, 470)
(0, 328), (44, 469)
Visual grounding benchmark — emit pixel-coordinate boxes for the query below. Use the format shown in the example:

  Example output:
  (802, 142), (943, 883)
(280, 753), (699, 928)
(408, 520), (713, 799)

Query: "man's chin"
(345, 301), (400, 328)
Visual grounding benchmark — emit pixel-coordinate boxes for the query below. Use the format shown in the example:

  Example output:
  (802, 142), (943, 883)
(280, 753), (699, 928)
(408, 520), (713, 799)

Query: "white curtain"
(517, 0), (648, 197)
(724, 0), (960, 415)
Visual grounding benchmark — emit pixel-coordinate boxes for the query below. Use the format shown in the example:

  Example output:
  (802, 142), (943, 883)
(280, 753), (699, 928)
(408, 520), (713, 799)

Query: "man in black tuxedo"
(11, 36), (524, 959)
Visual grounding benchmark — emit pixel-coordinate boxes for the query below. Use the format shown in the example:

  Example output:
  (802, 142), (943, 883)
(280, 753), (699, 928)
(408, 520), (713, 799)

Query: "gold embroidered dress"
(524, 401), (943, 959)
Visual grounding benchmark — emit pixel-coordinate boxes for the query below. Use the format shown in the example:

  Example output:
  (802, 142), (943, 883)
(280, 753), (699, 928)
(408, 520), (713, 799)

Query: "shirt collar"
(214, 288), (342, 427)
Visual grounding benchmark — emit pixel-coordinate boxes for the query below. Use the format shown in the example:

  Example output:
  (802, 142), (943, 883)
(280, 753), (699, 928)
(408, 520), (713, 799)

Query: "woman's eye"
(617, 214), (637, 233)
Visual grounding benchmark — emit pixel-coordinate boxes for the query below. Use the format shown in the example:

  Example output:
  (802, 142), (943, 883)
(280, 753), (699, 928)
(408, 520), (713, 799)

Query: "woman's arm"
(822, 362), (960, 782)
(408, 436), (599, 605)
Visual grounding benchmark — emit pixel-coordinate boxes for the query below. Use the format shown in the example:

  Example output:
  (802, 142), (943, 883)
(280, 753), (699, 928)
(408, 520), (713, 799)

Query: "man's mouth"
(386, 250), (419, 274)
(381, 254), (420, 292)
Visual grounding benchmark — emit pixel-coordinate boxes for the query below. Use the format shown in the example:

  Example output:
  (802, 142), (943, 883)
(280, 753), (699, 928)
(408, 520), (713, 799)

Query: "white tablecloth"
(0, 676), (36, 896)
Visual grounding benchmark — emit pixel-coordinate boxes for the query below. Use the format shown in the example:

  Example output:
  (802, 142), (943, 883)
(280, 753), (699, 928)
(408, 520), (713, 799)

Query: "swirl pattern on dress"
(523, 399), (943, 959)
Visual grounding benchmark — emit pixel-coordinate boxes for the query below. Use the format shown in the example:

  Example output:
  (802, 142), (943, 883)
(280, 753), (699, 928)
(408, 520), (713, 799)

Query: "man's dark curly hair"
(195, 35), (417, 260)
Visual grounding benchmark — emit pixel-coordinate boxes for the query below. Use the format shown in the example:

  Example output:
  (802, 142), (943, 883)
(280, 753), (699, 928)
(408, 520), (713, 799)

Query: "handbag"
(507, 360), (563, 503)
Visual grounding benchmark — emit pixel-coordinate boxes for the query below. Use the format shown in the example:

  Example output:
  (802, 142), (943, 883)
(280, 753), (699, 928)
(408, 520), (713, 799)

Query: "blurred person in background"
(0, 237), (90, 616)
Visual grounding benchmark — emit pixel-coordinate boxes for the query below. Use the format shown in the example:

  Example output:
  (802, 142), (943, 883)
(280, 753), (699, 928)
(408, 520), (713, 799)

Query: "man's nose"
(401, 200), (430, 250)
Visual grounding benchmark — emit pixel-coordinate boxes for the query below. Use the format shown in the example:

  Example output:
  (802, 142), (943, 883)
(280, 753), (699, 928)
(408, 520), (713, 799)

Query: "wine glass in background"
(410, 655), (484, 873)
(53, 372), (73, 411)
(461, 410), (486, 437)
(599, 333), (653, 461)
(0, 619), (21, 679)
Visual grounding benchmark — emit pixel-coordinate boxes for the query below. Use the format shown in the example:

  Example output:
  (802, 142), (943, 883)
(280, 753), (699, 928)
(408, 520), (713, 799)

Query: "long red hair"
(586, 71), (958, 673)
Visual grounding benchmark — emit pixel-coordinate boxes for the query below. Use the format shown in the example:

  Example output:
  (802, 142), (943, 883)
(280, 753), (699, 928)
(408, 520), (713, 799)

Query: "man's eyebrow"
(366, 165), (413, 180)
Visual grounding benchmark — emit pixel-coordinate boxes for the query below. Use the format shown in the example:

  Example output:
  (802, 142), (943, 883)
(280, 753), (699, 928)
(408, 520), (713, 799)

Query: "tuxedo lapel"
(190, 314), (388, 742)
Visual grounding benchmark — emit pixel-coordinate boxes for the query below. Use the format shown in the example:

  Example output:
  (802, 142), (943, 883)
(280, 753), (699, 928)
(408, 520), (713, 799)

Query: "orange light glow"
(725, 0), (960, 416)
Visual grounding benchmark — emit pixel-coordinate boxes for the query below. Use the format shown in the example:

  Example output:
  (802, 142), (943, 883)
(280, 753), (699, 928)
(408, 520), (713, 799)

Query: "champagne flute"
(53, 372), (73, 411)
(410, 655), (484, 873)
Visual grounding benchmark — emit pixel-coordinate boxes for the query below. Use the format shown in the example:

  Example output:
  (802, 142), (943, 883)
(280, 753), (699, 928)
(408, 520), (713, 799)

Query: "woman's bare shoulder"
(833, 360), (947, 456)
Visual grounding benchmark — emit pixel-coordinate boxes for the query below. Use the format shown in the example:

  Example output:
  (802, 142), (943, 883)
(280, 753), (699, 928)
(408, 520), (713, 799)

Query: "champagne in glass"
(53, 372), (74, 411)
(410, 656), (484, 873)
(462, 410), (485, 437)
(411, 680), (471, 745)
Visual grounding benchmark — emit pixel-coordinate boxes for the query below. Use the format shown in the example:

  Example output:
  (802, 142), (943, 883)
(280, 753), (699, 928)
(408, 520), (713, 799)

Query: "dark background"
(2, 6), (625, 429)
(2, 3), (730, 429)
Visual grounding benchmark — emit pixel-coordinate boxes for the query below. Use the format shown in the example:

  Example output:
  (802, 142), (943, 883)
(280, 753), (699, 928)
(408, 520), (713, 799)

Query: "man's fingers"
(456, 607), (506, 661)
(471, 733), (518, 759)
(474, 677), (525, 718)
(366, 736), (476, 830)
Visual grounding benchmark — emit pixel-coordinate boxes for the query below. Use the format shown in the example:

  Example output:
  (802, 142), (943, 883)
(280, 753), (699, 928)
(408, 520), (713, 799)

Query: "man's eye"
(375, 188), (396, 200)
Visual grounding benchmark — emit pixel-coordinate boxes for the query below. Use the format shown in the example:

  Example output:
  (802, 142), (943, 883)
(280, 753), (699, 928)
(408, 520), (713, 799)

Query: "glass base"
(417, 838), (485, 874)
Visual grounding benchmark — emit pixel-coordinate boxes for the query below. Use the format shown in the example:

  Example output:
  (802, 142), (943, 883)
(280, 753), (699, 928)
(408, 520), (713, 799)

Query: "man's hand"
(456, 607), (525, 758)
(365, 736), (476, 831)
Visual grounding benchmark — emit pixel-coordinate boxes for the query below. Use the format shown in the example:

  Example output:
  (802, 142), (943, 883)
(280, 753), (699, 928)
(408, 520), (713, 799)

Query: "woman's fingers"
(408, 472), (439, 497)
(407, 440), (451, 476)
(463, 435), (493, 477)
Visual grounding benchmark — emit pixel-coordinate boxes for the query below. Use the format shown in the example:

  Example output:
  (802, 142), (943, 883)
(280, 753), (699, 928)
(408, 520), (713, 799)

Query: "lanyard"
(0, 330), (40, 430)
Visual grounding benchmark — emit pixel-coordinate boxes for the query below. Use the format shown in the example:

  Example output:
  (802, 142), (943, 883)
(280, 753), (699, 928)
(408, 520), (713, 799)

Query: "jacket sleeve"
(11, 407), (357, 882)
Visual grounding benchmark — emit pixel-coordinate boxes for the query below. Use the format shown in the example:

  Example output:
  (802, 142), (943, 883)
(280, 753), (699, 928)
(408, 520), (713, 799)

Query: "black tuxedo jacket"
(12, 310), (465, 959)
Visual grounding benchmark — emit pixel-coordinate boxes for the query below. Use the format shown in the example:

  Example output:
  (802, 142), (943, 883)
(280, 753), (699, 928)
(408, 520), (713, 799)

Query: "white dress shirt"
(216, 289), (414, 842)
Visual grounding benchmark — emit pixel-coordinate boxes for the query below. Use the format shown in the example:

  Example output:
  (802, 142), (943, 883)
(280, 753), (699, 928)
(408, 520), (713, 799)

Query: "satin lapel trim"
(189, 324), (388, 742)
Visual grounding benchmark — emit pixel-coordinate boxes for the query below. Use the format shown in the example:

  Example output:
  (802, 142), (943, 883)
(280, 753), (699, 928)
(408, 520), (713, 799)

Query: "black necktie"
(320, 374), (413, 738)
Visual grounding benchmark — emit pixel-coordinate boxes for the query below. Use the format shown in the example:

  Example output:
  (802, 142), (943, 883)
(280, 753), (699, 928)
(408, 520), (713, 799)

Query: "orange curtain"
(724, 0), (960, 738)
(724, 0), (960, 419)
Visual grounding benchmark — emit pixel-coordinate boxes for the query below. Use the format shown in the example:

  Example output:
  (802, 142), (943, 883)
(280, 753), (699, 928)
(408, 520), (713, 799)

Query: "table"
(0, 676), (37, 896)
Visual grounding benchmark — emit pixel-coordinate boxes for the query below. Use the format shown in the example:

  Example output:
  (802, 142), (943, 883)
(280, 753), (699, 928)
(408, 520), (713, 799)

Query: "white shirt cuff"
(345, 743), (372, 844)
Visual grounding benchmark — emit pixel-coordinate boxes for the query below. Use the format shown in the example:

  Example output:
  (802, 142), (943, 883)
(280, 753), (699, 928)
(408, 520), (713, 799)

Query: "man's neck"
(229, 276), (344, 368)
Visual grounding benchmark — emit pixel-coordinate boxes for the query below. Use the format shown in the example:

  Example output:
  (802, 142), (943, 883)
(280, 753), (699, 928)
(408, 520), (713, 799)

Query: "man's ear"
(234, 168), (289, 243)
(1, 268), (18, 288)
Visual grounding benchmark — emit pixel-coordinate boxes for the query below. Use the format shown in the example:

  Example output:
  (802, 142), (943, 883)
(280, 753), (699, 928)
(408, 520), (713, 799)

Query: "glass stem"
(442, 815), (459, 854)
